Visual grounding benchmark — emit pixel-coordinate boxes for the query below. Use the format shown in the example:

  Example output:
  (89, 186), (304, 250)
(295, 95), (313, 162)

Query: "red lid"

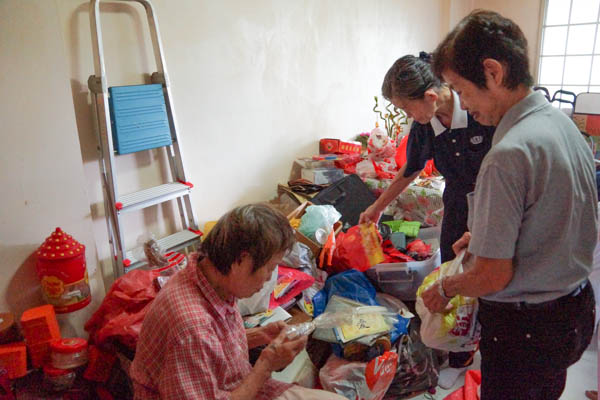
(36, 227), (85, 261)
(43, 364), (72, 377)
(50, 338), (88, 353)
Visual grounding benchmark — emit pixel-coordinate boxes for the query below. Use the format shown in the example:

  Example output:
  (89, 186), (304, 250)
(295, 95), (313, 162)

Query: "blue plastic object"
(313, 270), (409, 348)
(108, 84), (172, 154)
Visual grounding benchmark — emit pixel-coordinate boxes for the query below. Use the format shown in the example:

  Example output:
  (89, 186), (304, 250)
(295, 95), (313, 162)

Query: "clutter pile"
(2, 131), (461, 399)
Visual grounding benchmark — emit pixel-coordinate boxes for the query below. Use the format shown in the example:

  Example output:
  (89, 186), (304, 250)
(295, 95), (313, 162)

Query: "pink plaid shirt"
(130, 253), (292, 399)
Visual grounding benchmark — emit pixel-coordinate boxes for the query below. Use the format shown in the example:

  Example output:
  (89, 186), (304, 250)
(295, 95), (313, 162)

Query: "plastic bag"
(415, 251), (480, 352)
(356, 159), (378, 179)
(298, 268), (328, 316)
(284, 309), (354, 339)
(312, 270), (410, 344)
(384, 320), (439, 399)
(367, 128), (396, 161)
(269, 266), (315, 310)
(237, 266), (279, 316)
(84, 269), (160, 350)
(320, 352), (398, 400)
(444, 370), (481, 400)
(298, 205), (341, 242)
(331, 223), (385, 273)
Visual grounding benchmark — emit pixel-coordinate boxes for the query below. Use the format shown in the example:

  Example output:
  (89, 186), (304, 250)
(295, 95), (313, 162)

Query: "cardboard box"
(319, 138), (339, 154)
(20, 304), (61, 345)
(0, 342), (27, 379)
(287, 202), (342, 258)
(319, 139), (362, 155)
(338, 140), (362, 154)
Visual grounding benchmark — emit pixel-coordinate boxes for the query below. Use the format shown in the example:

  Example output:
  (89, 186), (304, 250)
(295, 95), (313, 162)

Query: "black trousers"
(477, 283), (595, 400)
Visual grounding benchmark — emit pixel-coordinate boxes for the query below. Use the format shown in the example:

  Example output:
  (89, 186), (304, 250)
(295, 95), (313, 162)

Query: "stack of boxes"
(20, 305), (61, 368)
(0, 311), (27, 381)
(0, 342), (27, 380)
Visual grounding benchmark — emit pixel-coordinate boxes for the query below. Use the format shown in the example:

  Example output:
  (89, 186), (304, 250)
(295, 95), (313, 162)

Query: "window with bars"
(538, 0), (600, 110)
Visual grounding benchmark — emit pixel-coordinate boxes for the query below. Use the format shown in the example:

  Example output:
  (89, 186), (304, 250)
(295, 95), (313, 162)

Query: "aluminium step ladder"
(87, 0), (201, 278)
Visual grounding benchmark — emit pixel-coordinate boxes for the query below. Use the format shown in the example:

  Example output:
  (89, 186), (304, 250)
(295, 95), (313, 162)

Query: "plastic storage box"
(366, 227), (442, 301)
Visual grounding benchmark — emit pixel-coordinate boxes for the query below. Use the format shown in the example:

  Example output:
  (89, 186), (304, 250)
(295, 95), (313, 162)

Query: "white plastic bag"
(415, 251), (480, 352)
(237, 266), (278, 316)
(319, 352), (398, 400)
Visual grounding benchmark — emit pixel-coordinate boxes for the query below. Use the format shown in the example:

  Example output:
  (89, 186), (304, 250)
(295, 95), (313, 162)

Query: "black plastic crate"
(312, 174), (376, 229)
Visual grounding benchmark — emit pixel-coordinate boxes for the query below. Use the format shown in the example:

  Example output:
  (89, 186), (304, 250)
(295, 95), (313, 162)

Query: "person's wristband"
(437, 277), (452, 300)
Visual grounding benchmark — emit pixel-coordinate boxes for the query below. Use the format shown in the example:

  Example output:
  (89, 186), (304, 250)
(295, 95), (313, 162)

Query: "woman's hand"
(257, 329), (308, 373)
(359, 203), (383, 225)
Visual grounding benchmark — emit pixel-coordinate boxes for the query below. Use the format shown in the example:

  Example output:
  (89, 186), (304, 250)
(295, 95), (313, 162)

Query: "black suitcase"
(312, 174), (376, 229)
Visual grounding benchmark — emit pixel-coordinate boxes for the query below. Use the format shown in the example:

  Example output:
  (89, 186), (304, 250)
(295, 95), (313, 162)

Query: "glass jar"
(50, 338), (88, 369)
(43, 365), (76, 392)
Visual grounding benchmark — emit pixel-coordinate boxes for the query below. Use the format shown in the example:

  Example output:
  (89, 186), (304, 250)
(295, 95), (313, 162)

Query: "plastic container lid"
(36, 227), (85, 261)
(50, 338), (88, 353)
(43, 364), (73, 377)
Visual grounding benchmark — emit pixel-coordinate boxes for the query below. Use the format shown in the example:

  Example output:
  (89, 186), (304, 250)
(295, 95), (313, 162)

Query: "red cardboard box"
(0, 342), (27, 379)
(319, 138), (361, 154)
(20, 305), (61, 345)
(338, 140), (362, 154)
(319, 138), (339, 154)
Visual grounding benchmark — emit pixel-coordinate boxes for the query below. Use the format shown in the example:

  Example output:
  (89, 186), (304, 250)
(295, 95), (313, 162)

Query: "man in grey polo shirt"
(421, 10), (597, 400)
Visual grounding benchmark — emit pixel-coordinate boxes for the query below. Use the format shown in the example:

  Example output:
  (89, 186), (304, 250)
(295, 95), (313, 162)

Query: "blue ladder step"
(108, 84), (172, 154)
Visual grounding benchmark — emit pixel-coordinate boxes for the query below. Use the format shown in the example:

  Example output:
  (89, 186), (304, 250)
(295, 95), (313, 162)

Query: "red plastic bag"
(84, 269), (160, 350)
(395, 135), (437, 176)
(444, 370), (481, 400)
(381, 240), (415, 263)
(395, 135), (408, 168)
(268, 266), (315, 309)
(331, 224), (385, 273)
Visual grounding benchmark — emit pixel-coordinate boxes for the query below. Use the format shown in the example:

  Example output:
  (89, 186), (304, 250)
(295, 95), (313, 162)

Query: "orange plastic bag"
(330, 223), (385, 273)
(444, 370), (481, 400)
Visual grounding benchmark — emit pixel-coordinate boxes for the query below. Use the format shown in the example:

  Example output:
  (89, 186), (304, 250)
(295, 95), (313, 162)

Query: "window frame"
(537, 0), (600, 106)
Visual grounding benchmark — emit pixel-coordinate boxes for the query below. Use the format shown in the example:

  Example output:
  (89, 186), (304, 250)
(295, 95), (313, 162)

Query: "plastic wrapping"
(284, 310), (353, 340)
(298, 205), (342, 242)
(132, 234), (169, 268)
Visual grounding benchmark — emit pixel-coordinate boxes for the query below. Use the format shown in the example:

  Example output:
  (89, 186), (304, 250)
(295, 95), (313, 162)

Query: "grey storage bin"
(366, 227), (442, 301)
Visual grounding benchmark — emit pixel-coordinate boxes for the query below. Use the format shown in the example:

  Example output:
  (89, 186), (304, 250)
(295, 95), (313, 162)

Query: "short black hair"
(433, 9), (533, 89)
(200, 203), (295, 275)
(381, 52), (442, 101)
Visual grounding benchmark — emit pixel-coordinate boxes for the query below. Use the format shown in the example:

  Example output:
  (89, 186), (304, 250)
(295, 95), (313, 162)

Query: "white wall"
(51, 0), (450, 281)
(443, 0), (544, 80)
(1, 0), (450, 311)
(473, 0), (543, 81)
(0, 1), (105, 337)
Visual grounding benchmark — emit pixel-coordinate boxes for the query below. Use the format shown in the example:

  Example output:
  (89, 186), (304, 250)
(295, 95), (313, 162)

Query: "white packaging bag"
(415, 251), (480, 352)
(237, 266), (278, 316)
